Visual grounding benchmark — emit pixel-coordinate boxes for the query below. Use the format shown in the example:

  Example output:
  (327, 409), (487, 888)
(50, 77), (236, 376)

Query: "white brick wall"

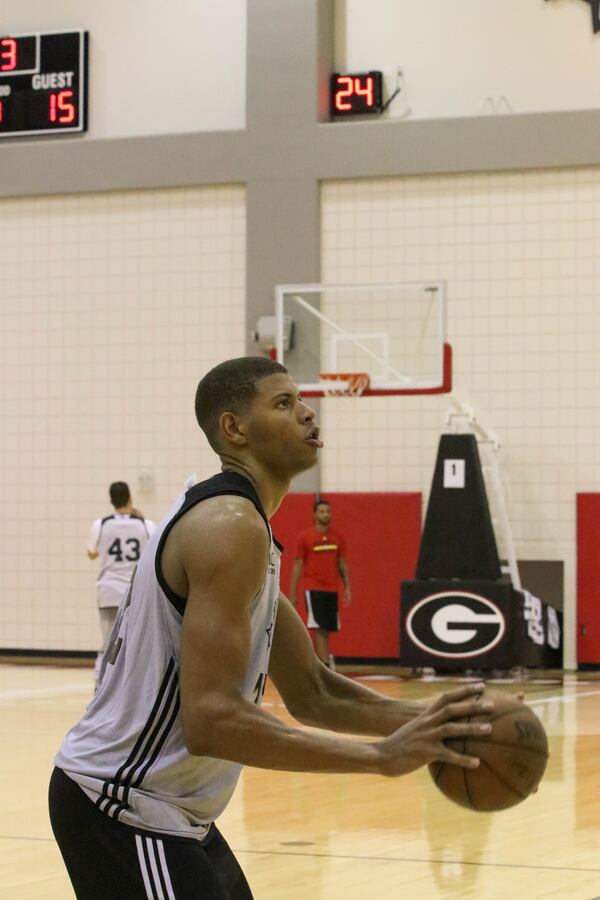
(0, 185), (245, 651)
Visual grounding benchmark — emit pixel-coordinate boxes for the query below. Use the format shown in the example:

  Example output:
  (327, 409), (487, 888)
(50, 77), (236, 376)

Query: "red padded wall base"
(271, 492), (421, 659)
(577, 493), (600, 664)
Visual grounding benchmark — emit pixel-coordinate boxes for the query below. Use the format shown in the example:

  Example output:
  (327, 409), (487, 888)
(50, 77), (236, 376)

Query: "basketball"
(429, 690), (549, 812)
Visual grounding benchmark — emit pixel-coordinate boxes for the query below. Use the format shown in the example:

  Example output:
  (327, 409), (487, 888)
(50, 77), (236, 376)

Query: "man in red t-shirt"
(289, 498), (351, 669)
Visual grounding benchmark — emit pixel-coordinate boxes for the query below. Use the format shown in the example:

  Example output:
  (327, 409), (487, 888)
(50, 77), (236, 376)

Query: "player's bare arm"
(270, 596), (500, 741)
(288, 559), (303, 608)
(172, 506), (493, 775)
(268, 597), (497, 774)
(337, 558), (351, 605)
(269, 593), (425, 735)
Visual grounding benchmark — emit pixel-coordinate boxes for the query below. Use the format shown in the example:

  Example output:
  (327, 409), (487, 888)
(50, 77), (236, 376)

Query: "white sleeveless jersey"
(56, 472), (281, 841)
(88, 514), (155, 607)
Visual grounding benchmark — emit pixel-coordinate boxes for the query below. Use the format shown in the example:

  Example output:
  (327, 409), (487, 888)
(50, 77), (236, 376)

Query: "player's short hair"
(314, 498), (330, 511)
(195, 356), (288, 452)
(109, 482), (131, 508)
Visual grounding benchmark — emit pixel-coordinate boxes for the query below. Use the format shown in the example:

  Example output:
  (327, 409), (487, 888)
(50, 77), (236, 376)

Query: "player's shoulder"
(177, 494), (268, 546)
(90, 516), (112, 529)
(130, 513), (154, 526)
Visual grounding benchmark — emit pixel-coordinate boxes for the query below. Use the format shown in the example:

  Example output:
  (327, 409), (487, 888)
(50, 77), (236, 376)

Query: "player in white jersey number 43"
(87, 481), (155, 684)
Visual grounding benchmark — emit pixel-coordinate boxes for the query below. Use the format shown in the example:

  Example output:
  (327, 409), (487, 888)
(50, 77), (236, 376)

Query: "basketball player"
(289, 498), (351, 669)
(50, 357), (494, 900)
(87, 482), (155, 681)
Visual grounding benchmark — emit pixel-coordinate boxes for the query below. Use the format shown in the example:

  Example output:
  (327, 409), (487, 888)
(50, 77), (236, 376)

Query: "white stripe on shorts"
(305, 590), (318, 629)
(145, 837), (166, 900)
(135, 834), (177, 900)
(135, 835), (176, 900)
(156, 839), (176, 899)
(135, 834), (156, 899)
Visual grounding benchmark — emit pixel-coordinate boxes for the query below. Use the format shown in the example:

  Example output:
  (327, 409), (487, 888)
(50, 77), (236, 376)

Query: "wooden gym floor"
(1, 663), (599, 899)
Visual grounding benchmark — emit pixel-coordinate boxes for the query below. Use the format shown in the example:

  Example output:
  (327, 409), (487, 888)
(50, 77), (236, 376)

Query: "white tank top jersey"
(88, 513), (156, 607)
(57, 472), (281, 841)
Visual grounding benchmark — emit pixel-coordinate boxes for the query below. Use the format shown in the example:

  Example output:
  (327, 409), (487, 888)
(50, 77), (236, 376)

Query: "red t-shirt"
(295, 526), (346, 592)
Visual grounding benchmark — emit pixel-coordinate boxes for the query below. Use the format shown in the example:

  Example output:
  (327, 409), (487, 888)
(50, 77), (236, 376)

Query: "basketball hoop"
(319, 372), (370, 397)
(275, 281), (451, 397)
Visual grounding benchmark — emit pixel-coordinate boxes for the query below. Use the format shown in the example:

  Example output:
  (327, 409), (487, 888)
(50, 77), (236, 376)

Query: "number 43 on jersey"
(108, 537), (141, 563)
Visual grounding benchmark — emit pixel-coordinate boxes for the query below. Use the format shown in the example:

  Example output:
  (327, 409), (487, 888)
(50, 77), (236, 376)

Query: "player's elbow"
(285, 698), (318, 728)
(180, 693), (239, 757)
(282, 668), (329, 728)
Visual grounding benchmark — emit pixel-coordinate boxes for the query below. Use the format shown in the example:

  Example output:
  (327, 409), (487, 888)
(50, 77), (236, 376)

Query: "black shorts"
(305, 590), (339, 632)
(48, 767), (253, 899)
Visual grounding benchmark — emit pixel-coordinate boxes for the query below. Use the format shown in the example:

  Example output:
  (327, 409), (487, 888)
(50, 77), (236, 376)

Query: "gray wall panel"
(2, 108), (600, 199)
(0, 131), (251, 197)
(316, 110), (600, 179)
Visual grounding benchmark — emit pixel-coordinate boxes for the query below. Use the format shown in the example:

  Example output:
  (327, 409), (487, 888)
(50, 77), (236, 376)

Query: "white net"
(319, 372), (370, 397)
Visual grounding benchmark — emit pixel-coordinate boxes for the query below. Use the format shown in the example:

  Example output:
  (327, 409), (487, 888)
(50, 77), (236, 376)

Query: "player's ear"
(220, 411), (248, 446)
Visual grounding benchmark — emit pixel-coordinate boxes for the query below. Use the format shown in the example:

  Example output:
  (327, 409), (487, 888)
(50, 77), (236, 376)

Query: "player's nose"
(300, 400), (316, 422)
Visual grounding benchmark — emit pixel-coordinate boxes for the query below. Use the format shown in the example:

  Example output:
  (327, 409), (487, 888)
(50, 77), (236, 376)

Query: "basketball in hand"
(429, 690), (549, 812)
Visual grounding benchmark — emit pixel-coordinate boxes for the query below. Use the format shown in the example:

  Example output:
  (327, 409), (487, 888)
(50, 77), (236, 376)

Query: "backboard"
(274, 281), (451, 397)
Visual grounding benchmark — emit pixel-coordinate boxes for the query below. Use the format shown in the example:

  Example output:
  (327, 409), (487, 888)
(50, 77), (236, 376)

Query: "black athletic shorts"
(48, 767), (253, 899)
(305, 589), (339, 632)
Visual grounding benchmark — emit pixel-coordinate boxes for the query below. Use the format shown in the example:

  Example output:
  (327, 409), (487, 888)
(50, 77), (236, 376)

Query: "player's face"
(314, 504), (331, 526)
(244, 373), (322, 477)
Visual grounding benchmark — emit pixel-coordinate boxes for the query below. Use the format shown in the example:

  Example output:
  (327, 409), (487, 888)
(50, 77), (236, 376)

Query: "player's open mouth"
(305, 427), (323, 448)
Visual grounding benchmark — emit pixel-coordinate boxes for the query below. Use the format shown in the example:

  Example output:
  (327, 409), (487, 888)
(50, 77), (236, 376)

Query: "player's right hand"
(376, 683), (494, 777)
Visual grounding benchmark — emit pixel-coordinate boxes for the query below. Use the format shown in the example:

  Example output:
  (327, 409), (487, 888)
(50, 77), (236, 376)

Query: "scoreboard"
(0, 30), (88, 138)
(330, 71), (384, 117)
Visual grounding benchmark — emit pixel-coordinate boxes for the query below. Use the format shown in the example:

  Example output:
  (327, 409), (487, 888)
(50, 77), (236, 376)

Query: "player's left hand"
(343, 587), (352, 606)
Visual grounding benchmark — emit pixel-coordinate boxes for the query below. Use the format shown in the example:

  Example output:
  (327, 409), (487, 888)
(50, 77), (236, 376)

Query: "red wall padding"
(271, 492), (421, 659)
(576, 493), (600, 664)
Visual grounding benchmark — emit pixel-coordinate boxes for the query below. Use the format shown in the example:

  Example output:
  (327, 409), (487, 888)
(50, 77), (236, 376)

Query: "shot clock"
(330, 71), (384, 117)
(0, 30), (88, 137)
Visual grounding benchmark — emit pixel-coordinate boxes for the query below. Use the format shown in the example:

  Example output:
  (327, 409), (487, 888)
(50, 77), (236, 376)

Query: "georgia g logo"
(406, 592), (506, 659)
